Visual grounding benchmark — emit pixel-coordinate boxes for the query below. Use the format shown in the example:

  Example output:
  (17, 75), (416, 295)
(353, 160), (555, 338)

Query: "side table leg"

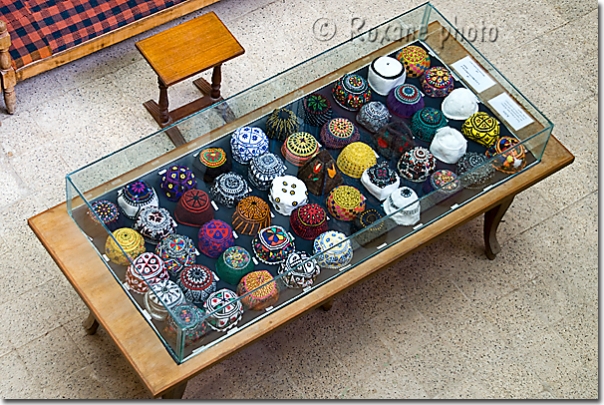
(84, 311), (100, 335)
(210, 64), (222, 100)
(320, 299), (334, 311)
(162, 381), (187, 399)
(158, 79), (172, 127)
(484, 195), (515, 260)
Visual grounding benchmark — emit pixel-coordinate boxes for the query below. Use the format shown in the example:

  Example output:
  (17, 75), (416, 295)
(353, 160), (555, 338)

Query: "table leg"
(84, 311), (100, 335)
(158, 79), (172, 127)
(483, 195), (515, 260)
(320, 299), (334, 311)
(162, 381), (188, 399)
(210, 64), (222, 100)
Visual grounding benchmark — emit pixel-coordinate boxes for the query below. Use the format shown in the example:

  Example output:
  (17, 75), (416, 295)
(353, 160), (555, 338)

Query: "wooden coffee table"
(136, 11), (244, 146)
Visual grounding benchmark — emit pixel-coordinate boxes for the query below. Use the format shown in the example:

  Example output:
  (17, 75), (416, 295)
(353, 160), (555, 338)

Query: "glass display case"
(65, 2), (553, 364)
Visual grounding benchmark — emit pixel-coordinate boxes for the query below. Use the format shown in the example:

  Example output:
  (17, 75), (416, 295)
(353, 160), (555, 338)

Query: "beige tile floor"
(0, 0), (598, 399)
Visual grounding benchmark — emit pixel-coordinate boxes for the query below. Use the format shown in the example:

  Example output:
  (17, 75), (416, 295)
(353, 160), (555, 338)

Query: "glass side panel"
(65, 2), (553, 363)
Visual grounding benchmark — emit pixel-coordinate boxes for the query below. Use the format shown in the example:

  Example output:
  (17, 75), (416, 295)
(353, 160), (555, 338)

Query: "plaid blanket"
(1, 0), (186, 69)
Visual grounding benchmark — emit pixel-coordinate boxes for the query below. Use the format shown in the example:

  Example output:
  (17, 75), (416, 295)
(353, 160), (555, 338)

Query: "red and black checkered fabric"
(1, 0), (186, 69)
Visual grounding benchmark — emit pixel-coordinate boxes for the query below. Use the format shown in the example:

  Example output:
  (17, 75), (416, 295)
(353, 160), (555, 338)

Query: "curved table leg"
(320, 299), (334, 311)
(83, 311), (100, 335)
(162, 381), (187, 399)
(484, 195), (515, 260)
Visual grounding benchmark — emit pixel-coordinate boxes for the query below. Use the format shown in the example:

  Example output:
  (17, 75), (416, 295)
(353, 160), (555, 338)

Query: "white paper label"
(338, 264), (351, 272)
(232, 231), (239, 239)
(451, 56), (496, 93)
(376, 243), (388, 250)
(252, 258), (259, 265)
(264, 306), (274, 312)
(103, 254), (111, 262)
(303, 286), (312, 292)
(211, 201), (219, 211)
(158, 169), (167, 176)
(413, 223), (424, 230)
(450, 204), (460, 210)
(488, 93), (534, 131)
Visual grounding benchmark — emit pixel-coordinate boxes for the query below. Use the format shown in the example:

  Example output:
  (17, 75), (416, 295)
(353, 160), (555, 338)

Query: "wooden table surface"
(28, 133), (573, 398)
(135, 11), (244, 86)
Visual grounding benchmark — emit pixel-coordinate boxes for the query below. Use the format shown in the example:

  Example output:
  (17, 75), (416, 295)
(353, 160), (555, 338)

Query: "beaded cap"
(125, 252), (169, 294)
(232, 196), (271, 236)
(372, 120), (416, 160)
(277, 250), (321, 289)
(194, 147), (231, 183)
(105, 228), (146, 266)
(88, 199), (121, 231)
(248, 153), (287, 191)
(332, 73), (372, 111)
(461, 112), (500, 147)
(155, 234), (197, 280)
(230, 126), (269, 165)
(289, 203), (329, 241)
(159, 165), (197, 202)
(237, 270), (279, 311)
(356, 101), (391, 133)
(281, 132), (320, 167)
(266, 108), (300, 141)
(297, 150), (344, 196)
(383, 187), (421, 226)
(353, 208), (386, 247)
(456, 152), (496, 189)
(429, 169), (461, 194)
(411, 107), (448, 142)
(395, 45), (431, 78)
(133, 206), (178, 245)
(251, 225), (295, 264)
(485, 136), (527, 174)
(178, 264), (217, 305)
(361, 161), (401, 201)
(164, 304), (208, 346)
(144, 279), (186, 321)
(387, 84), (425, 119)
(326, 185), (367, 222)
(117, 180), (159, 219)
(336, 142), (377, 179)
(174, 189), (214, 227)
(320, 118), (360, 149)
(204, 289), (243, 332)
(197, 219), (235, 259)
(397, 146), (437, 183)
(268, 175), (309, 216)
(420, 66), (455, 98)
(210, 172), (252, 208)
(215, 246), (255, 286)
(303, 93), (333, 127)
(313, 231), (353, 270)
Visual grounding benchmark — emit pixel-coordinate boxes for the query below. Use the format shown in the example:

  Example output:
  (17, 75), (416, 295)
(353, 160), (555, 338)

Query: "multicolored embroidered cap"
(124, 252), (169, 294)
(332, 73), (372, 111)
(88, 199), (122, 232)
(326, 185), (367, 222)
(203, 289), (243, 332)
(411, 107), (448, 142)
(159, 165), (197, 202)
(397, 146), (437, 183)
(164, 304), (208, 346)
(232, 196), (271, 236)
(193, 147), (231, 183)
(420, 66), (455, 98)
(133, 206), (178, 245)
(303, 93), (333, 127)
(289, 203), (328, 240)
(237, 270), (280, 311)
(105, 228), (146, 266)
(485, 136), (527, 174)
(215, 246), (255, 286)
(210, 172), (252, 208)
(266, 108), (300, 141)
(174, 189), (214, 227)
(320, 117), (360, 149)
(313, 231), (353, 270)
(116, 180), (159, 220)
(336, 142), (377, 179)
(387, 84), (425, 119)
(395, 45), (431, 78)
(230, 126), (269, 165)
(143, 279), (185, 321)
(251, 225), (296, 265)
(197, 219), (235, 259)
(281, 132), (320, 167)
(268, 175), (308, 216)
(297, 150), (343, 196)
(360, 161), (401, 201)
(461, 112), (500, 147)
(277, 250), (321, 289)
(177, 264), (217, 305)
(248, 152), (287, 191)
(423, 169), (461, 203)
(356, 101), (391, 133)
(155, 233), (197, 280)
(372, 120), (416, 160)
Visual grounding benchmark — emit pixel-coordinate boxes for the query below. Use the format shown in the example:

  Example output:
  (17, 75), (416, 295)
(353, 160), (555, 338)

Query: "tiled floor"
(0, 0), (597, 399)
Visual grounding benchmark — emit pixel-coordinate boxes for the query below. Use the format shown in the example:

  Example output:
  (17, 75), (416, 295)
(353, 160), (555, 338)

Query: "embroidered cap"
(124, 252), (169, 294)
(174, 189), (214, 227)
(266, 108), (300, 141)
(232, 196), (271, 236)
(230, 126), (269, 165)
(332, 73), (372, 111)
(159, 165), (197, 202)
(303, 93), (333, 127)
(326, 185), (367, 222)
(116, 180), (159, 220)
(88, 199), (122, 232)
(193, 147), (231, 183)
(397, 146), (437, 183)
(356, 101), (391, 133)
(313, 231), (353, 270)
(177, 264), (217, 305)
(371, 120), (416, 161)
(461, 112), (500, 147)
(164, 304), (208, 346)
(281, 132), (320, 167)
(382, 187), (421, 226)
(395, 45), (431, 78)
(144, 279), (186, 321)
(360, 161), (401, 201)
(297, 150), (343, 196)
(248, 152), (287, 191)
(105, 228), (146, 266)
(420, 66), (455, 98)
(289, 203), (328, 240)
(251, 225), (296, 265)
(277, 250), (321, 289)
(210, 172), (252, 208)
(215, 246), (255, 286)
(268, 175), (308, 216)
(204, 289), (243, 332)
(155, 234), (197, 280)
(237, 270), (280, 311)
(133, 206), (178, 245)
(411, 107), (448, 142)
(336, 142), (377, 179)
(320, 117), (360, 149)
(197, 219), (235, 259)
(387, 84), (425, 119)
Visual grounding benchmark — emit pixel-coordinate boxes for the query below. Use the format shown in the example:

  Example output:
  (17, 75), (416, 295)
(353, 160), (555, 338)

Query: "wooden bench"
(0, 0), (221, 114)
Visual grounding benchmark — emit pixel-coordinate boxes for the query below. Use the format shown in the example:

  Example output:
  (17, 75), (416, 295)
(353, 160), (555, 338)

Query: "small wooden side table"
(136, 12), (244, 146)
